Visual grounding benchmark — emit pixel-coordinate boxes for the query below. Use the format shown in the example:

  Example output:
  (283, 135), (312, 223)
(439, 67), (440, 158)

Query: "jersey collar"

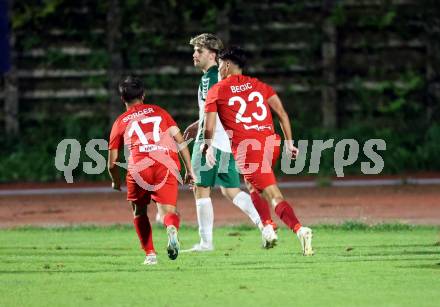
(126, 101), (144, 110)
(205, 65), (218, 75)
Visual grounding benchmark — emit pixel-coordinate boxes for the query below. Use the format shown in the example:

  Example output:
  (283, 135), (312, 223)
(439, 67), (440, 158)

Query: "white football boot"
(261, 223), (278, 249)
(296, 226), (314, 256)
(143, 253), (158, 265)
(166, 225), (180, 260)
(182, 242), (214, 253)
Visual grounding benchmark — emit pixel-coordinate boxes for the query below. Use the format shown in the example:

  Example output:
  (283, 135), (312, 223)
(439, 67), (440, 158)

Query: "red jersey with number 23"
(206, 75), (282, 191)
(205, 74), (277, 151)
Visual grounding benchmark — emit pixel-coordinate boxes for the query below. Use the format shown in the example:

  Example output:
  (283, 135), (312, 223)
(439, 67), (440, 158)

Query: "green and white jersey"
(196, 65), (232, 153)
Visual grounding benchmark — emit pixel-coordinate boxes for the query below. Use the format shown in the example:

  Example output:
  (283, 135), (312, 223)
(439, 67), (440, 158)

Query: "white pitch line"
(0, 178), (439, 196)
(0, 187), (119, 196)
(406, 178), (440, 185)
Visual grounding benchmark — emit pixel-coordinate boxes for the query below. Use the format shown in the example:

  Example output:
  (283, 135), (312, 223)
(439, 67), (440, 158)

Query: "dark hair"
(118, 76), (144, 102)
(218, 46), (248, 69)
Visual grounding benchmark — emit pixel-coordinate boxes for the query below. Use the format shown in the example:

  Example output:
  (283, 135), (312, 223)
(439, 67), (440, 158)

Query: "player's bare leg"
(130, 201), (157, 265)
(262, 185), (314, 256)
(156, 203), (181, 260)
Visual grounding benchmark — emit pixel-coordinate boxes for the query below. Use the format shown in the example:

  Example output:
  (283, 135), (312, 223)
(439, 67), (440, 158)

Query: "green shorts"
(191, 141), (240, 188)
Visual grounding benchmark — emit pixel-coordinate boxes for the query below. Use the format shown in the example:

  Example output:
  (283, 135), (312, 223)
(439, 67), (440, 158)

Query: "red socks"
(250, 191), (272, 223)
(133, 215), (155, 254)
(274, 201), (302, 233)
(163, 212), (180, 229)
(133, 212), (179, 255)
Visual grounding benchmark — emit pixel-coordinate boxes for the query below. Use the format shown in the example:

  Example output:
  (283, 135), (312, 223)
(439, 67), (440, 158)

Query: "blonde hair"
(189, 33), (223, 52)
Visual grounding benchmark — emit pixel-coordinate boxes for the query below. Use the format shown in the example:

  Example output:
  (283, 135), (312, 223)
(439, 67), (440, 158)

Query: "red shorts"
(233, 135), (281, 192)
(126, 163), (178, 206)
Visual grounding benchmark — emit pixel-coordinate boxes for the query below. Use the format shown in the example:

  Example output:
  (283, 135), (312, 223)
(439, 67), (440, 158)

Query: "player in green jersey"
(183, 33), (277, 251)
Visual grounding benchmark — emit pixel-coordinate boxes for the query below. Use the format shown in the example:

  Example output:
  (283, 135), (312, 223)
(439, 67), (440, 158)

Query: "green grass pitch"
(0, 224), (439, 307)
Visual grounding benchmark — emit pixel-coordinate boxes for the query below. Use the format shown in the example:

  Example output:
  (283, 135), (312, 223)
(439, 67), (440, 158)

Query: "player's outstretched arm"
(267, 95), (299, 158)
(169, 126), (195, 185)
(107, 149), (121, 190)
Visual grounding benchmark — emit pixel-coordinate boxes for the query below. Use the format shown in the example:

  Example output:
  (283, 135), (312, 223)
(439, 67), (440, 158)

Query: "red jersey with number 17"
(205, 74), (277, 150)
(108, 103), (180, 169)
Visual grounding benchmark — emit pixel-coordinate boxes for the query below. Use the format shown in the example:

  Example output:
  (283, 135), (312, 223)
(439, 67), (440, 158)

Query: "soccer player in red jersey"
(108, 76), (194, 264)
(183, 33), (277, 251)
(204, 47), (313, 255)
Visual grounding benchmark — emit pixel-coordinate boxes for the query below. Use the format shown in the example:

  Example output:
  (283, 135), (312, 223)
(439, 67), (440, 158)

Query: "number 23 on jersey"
(228, 91), (267, 124)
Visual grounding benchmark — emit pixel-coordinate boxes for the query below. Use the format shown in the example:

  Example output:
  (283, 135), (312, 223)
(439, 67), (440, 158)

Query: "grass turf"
(0, 224), (439, 307)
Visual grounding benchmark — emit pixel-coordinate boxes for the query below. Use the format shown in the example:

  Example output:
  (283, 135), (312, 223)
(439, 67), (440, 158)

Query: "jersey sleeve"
(207, 71), (218, 90)
(205, 84), (220, 112)
(200, 71), (219, 100)
(263, 82), (276, 100)
(108, 119), (123, 150)
(161, 109), (178, 128)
